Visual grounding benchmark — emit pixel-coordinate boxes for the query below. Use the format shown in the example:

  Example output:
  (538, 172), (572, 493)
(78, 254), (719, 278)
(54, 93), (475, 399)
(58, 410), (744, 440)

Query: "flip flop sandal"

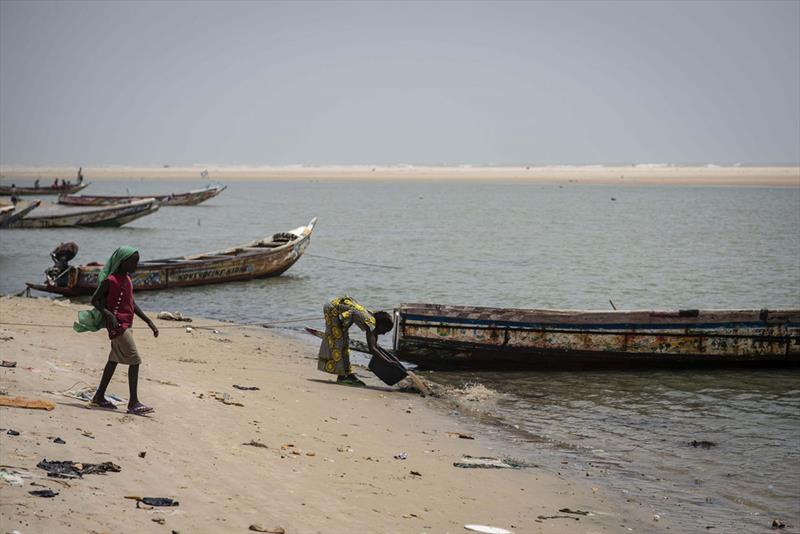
(88, 399), (118, 410)
(127, 405), (155, 416)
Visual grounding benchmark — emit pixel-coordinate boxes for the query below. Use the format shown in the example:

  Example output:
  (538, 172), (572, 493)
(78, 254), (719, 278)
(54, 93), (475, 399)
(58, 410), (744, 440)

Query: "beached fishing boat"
(26, 218), (317, 296)
(58, 184), (227, 206)
(0, 183), (89, 195)
(393, 303), (800, 369)
(4, 198), (159, 228)
(0, 200), (42, 228)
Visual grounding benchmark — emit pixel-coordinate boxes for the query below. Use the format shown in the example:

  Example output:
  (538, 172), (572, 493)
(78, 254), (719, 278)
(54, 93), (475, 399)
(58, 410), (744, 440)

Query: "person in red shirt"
(89, 248), (159, 415)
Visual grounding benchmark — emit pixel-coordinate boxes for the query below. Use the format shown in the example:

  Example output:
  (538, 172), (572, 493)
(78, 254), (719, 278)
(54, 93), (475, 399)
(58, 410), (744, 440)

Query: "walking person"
(74, 246), (159, 415)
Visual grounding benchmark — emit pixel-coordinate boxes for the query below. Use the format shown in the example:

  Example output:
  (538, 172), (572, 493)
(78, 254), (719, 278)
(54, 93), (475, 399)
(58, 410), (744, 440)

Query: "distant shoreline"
(1, 165), (798, 187)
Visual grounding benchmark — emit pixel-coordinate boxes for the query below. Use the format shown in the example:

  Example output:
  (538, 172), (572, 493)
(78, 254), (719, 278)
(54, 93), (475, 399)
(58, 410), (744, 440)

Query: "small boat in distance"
(58, 184), (227, 207)
(4, 198), (159, 228)
(27, 217), (317, 296)
(393, 303), (800, 369)
(0, 182), (89, 196)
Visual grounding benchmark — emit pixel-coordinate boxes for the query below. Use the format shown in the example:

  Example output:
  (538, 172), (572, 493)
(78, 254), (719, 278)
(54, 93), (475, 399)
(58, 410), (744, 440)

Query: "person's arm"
(366, 329), (384, 358)
(134, 301), (159, 338)
(91, 279), (118, 333)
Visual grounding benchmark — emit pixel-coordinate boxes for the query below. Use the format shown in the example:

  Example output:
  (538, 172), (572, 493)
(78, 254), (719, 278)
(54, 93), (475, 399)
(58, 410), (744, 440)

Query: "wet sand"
(2, 165), (798, 187)
(0, 296), (655, 533)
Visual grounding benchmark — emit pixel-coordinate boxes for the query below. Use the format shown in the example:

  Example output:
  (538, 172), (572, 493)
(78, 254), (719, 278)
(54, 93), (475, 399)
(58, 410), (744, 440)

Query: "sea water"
(1, 179), (798, 530)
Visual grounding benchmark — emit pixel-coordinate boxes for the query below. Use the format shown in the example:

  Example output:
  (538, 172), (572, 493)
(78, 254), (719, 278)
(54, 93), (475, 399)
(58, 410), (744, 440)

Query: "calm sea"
(1, 179), (799, 530)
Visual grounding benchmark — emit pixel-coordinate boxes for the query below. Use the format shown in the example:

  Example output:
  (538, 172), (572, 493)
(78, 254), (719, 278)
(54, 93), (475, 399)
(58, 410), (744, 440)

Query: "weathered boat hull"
(27, 218), (317, 296)
(0, 200), (41, 228)
(0, 183), (89, 195)
(58, 185), (227, 207)
(7, 198), (159, 228)
(394, 304), (800, 369)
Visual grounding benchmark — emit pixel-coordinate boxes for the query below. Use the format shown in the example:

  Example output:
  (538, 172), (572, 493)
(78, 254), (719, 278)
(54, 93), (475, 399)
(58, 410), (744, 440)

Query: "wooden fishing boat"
(393, 303), (800, 369)
(5, 198), (159, 228)
(0, 200), (42, 228)
(0, 182), (89, 195)
(26, 218), (317, 296)
(58, 184), (227, 206)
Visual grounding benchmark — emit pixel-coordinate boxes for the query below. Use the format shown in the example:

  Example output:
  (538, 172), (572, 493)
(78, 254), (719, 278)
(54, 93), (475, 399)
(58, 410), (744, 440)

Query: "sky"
(0, 0), (798, 166)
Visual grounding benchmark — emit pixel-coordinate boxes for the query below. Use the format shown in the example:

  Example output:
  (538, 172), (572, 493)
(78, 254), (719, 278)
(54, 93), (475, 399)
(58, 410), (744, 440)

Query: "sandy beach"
(1, 165), (798, 187)
(0, 296), (657, 533)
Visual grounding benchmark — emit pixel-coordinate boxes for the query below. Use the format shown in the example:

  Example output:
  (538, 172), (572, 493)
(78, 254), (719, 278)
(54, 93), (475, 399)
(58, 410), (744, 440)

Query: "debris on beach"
(446, 432), (475, 440)
(393, 452), (408, 460)
(29, 489), (59, 498)
(0, 469), (25, 486)
(179, 358), (207, 364)
(772, 518), (787, 529)
(1, 360), (17, 367)
(152, 518), (166, 525)
(536, 514), (579, 522)
(689, 440), (717, 449)
(144, 377), (179, 387)
(210, 392), (243, 406)
(125, 495), (179, 508)
(410, 470), (422, 477)
(249, 525), (285, 534)
(243, 440), (269, 449)
(453, 455), (535, 470)
(37, 459), (121, 479)
(7, 429), (20, 436)
(559, 508), (589, 516)
(0, 396), (55, 410)
(138, 451), (146, 458)
(464, 525), (513, 534)
(53, 437), (65, 444)
(233, 384), (260, 391)
(157, 311), (192, 322)
(58, 382), (126, 406)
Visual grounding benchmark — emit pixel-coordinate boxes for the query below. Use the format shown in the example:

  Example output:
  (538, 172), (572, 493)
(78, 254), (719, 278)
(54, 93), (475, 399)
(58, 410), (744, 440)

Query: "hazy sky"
(1, 0), (798, 166)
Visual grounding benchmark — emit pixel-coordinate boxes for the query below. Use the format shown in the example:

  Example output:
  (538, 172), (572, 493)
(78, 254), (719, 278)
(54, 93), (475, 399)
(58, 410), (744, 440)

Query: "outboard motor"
(46, 242), (78, 287)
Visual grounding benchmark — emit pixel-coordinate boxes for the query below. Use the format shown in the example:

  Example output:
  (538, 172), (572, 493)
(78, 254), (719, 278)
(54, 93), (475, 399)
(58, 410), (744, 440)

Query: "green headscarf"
(73, 246), (138, 333)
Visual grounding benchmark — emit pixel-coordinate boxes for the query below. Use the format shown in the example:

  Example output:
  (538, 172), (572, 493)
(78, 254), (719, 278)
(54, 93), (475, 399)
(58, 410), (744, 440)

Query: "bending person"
(317, 296), (393, 387)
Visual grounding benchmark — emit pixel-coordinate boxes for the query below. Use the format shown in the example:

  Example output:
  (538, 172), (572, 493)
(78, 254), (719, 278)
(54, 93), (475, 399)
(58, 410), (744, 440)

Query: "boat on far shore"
(27, 217), (317, 296)
(3, 197), (159, 228)
(393, 303), (800, 369)
(58, 184), (227, 207)
(0, 182), (89, 195)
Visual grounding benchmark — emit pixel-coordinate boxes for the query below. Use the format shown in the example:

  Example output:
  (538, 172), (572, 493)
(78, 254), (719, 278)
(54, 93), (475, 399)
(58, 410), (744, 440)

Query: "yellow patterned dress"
(318, 296), (377, 376)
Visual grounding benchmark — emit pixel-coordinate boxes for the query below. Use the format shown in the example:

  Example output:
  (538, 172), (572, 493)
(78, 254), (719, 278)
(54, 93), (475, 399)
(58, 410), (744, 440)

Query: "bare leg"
(127, 364), (140, 409)
(92, 361), (117, 404)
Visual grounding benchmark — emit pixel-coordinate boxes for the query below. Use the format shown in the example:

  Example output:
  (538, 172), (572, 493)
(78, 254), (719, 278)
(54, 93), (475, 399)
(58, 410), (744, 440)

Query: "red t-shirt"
(106, 272), (134, 339)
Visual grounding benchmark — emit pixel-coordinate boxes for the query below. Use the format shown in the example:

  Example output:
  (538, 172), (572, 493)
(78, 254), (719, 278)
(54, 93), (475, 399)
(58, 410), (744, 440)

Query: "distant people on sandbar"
(74, 246), (159, 416)
(51, 178), (58, 189)
(10, 184), (18, 204)
(317, 295), (394, 387)
(34, 179), (40, 189)
(77, 167), (84, 184)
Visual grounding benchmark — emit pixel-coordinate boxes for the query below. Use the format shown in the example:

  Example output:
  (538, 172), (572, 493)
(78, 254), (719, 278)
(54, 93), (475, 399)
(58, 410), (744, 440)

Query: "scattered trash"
(29, 489), (59, 498)
(210, 392), (243, 407)
(185, 326), (193, 333)
(394, 452), (408, 460)
(1, 360), (17, 367)
(233, 384), (260, 391)
(249, 525), (285, 534)
(59, 382), (126, 406)
(243, 441), (269, 449)
(446, 432), (475, 440)
(306, 452), (315, 457)
(559, 508), (589, 516)
(464, 525), (513, 534)
(453, 455), (534, 469)
(0, 469), (25, 486)
(80, 430), (95, 439)
(138, 451), (146, 458)
(152, 518), (166, 525)
(410, 470), (422, 477)
(157, 311), (192, 322)
(144, 377), (179, 387)
(0, 335), (14, 341)
(772, 519), (786, 529)
(7, 429), (20, 436)
(53, 437), (66, 444)
(653, 514), (661, 521)
(37, 459), (121, 479)
(0, 396), (55, 411)
(536, 515), (579, 521)
(690, 440), (717, 449)
(125, 495), (179, 508)
(178, 358), (206, 364)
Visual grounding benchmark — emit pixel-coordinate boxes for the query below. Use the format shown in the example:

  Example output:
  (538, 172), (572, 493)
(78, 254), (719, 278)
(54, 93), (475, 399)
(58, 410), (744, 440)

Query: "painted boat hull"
(0, 183), (89, 195)
(394, 304), (800, 369)
(0, 200), (41, 228)
(27, 218), (317, 296)
(7, 198), (159, 228)
(58, 185), (227, 207)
